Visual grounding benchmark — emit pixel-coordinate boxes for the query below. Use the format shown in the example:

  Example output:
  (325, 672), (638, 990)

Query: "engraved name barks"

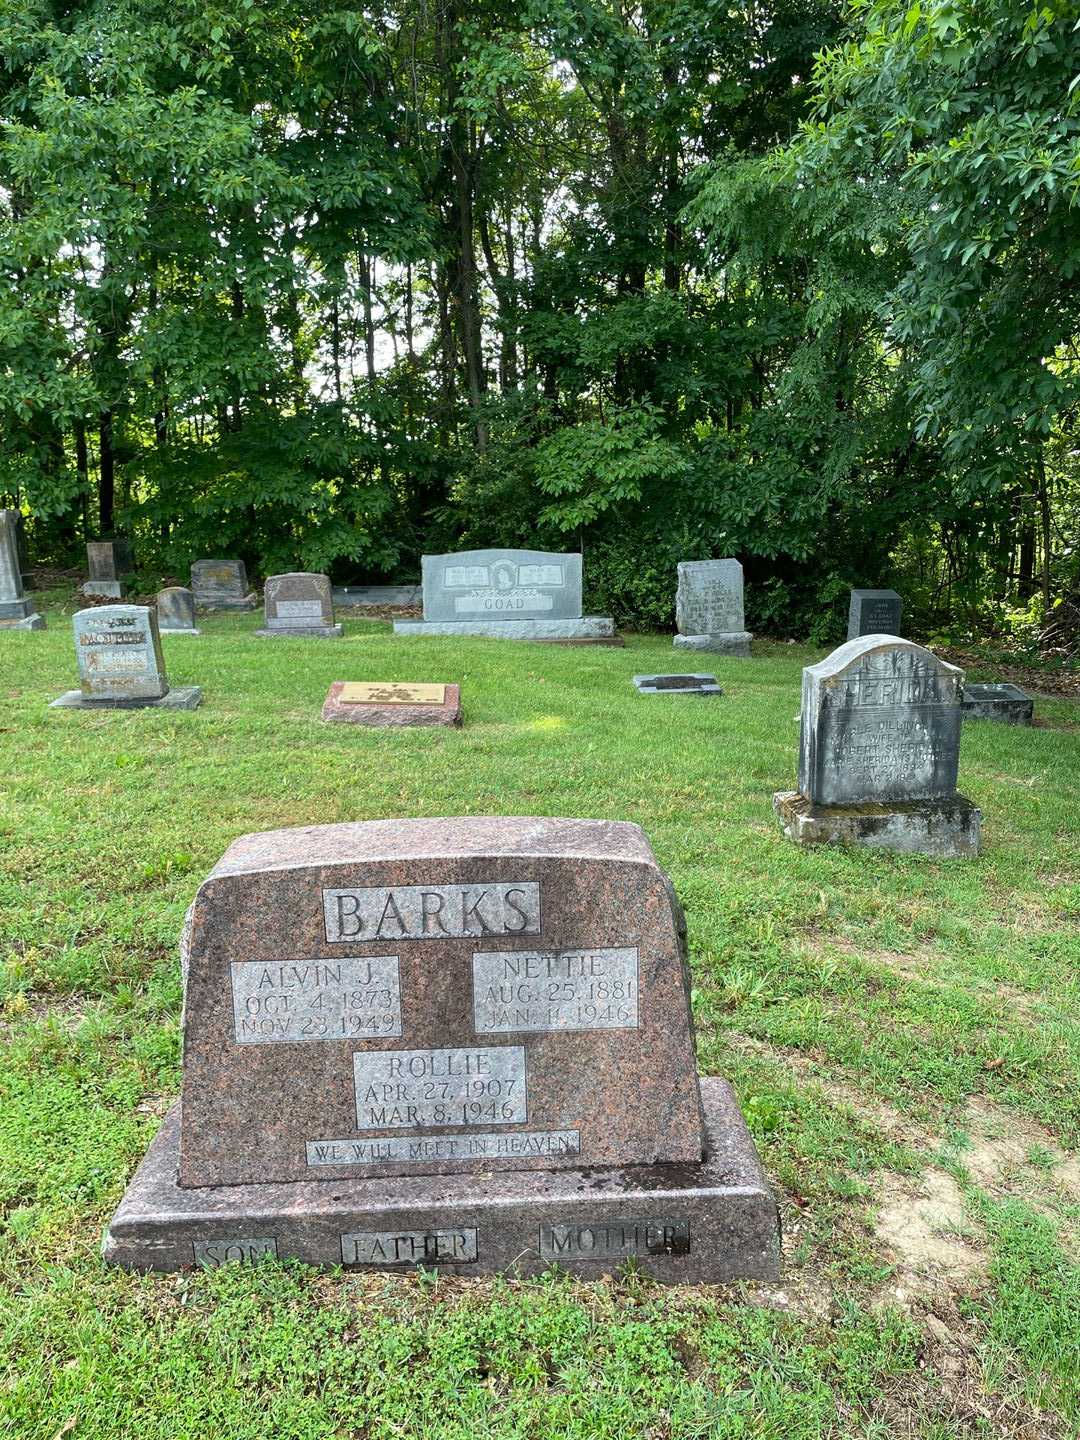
(323, 881), (541, 941)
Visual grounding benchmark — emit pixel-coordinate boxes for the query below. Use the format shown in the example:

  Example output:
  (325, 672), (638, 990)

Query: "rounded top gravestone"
(798, 635), (964, 807)
(178, 816), (705, 1187)
(73, 604), (168, 702)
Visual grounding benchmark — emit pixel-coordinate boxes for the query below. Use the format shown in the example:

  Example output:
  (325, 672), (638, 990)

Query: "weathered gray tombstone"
(157, 587), (199, 635)
(50, 605), (202, 710)
(774, 635), (980, 855)
(673, 560), (752, 656)
(190, 559), (257, 612)
(847, 588), (902, 641)
(82, 540), (134, 599)
(332, 584), (421, 608)
(103, 816), (779, 1280)
(962, 682), (1034, 726)
(393, 550), (616, 642)
(256, 572), (342, 638)
(0, 509), (45, 630)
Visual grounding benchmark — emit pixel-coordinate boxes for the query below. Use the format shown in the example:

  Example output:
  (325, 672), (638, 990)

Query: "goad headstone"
(673, 560), (752, 656)
(0, 509), (44, 629)
(393, 550), (615, 641)
(157, 587), (199, 634)
(50, 605), (203, 710)
(190, 558), (256, 611)
(103, 817), (779, 1281)
(257, 572), (342, 638)
(774, 636), (980, 856)
(847, 589), (902, 641)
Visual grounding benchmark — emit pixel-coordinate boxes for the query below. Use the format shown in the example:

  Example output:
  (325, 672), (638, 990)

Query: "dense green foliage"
(1, 1), (1078, 637)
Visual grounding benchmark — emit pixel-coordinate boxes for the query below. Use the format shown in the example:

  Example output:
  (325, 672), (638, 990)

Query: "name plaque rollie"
(104, 818), (780, 1282)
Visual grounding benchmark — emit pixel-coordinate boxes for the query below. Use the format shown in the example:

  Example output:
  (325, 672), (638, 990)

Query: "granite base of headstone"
(673, 559), (752, 657)
(847, 589), (902, 641)
(256, 572), (342, 638)
(322, 682), (462, 728)
(50, 604), (202, 710)
(191, 559), (257, 612)
(774, 634), (980, 857)
(103, 817), (779, 1280)
(633, 674), (721, 697)
(157, 587), (200, 635)
(0, 509), (45, 629)
(961, 683), (1034, 726)
(81, 540), (134, 599)
(392, 550), (616, 644)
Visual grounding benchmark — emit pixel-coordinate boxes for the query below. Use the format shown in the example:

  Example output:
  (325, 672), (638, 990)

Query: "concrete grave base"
(50, 686), (203, 711)
(394, 616), (616, 643)
(634, 674), (721, 697)
(322, 681), (462, 727)
(673, 632), (752, 657)
(773, 790), (981, 858)
(962, 683), (1033, 725)
(0, 613), (45, 630)
(102, 1078), (779, 1282)
(160, 627), (200, 636)
(81, 580), (127, 599)
(255, 624), (343, 639)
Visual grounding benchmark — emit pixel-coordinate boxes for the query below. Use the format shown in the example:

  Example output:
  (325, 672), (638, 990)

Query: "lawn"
(2, 592), (1079, 1439)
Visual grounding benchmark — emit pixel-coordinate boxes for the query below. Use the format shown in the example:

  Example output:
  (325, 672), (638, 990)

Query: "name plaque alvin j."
(230, 956), (402, 1043)
(473, 947), (638, 1032)
(324, 882), (541, 942)
(340, 1228), (479, 1265)
(353, 1045), (527, 1129)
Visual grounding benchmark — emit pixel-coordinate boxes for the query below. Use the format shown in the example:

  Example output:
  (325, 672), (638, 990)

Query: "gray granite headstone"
(847, 589), (902, 641)
(82, 540), (134, 599)
(49, 605), (202, 709)
(799, 635), (962, 805)
(673, 560), (752, 656)
(157, 587), (199, 634)
(422, 550), (583, 623)
(190, 559), (257, 611)
(0, 509), (45, 629)
(775, 635), (979, 855)
(257, 573), (342, 638)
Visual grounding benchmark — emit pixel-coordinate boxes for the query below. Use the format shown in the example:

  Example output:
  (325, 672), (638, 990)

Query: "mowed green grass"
(2, 595), (1079, 1439)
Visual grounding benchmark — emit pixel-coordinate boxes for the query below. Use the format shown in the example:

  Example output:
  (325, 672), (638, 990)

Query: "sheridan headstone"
(0, 509), (45, 630)
(847, 589), (902, 641)
(257, 572), (342, 638)
(103, 817), (779, 1280)
(774, 635), (980, 855)
(190, 559), (257, 612)
(157, 587), (199, 635)
(82, 539), (134, 598)
(394, 550), (615, 643)
(673, 560), (752, 656)
(50, 605), (202, 710)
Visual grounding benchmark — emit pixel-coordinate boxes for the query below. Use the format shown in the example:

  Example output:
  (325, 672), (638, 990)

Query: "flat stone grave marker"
(962, 682), (1033, 726)
(633, 674), (721, 697)
(50, 605), (203, 710)
(190, 559), (257, 611)
(82, 539), (134, 598)
(332, 585), (421, 608)
(394, 549), (615, 643)
(674, 560), (752, 656)
(847, 589), (902, 640)
(0, 509), (44, 630)
(257, 572), (342, 638)
(157, 587), (199, 634)
(322, 681), (462, 728)
(774, 635), (979, 855)
(104, 817), (779, 1281)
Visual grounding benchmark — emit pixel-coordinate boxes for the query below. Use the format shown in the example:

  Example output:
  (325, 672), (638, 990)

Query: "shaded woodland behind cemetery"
(2, 0), (1079, 641)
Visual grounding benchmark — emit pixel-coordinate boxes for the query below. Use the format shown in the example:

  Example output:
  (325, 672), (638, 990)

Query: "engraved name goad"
(324, 881), (541, 941)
